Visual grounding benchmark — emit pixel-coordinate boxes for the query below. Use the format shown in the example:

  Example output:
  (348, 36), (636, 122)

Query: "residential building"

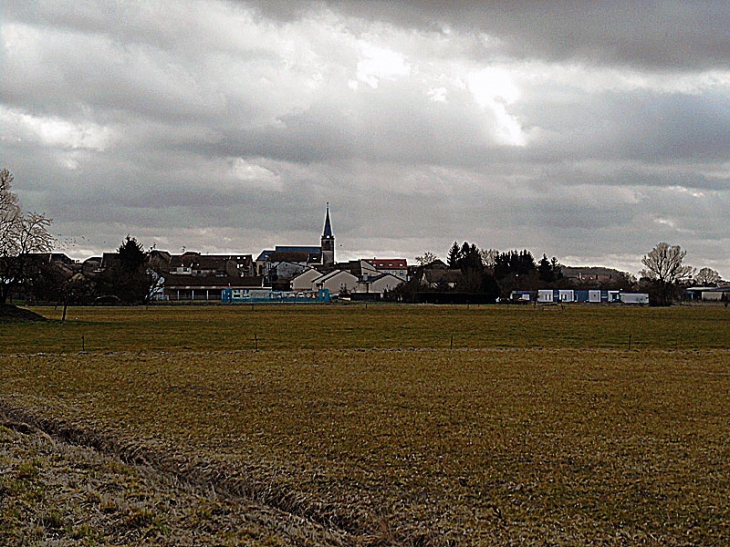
(314, 270), (358, 295)
(167, 252), (254, 277)
(355, 272), (403, 296)
(362, 258), (408, 281)
(291, 268), (324, 292)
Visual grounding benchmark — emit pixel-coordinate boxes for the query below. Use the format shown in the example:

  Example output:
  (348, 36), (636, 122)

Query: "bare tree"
(415, 251), (439, 267)
(0, 169), (55, 304)
(640, 242), (695, 306)
(481, 248), (499, 269)
(0, 171), (21, 252)
(694, 267), (721, 286)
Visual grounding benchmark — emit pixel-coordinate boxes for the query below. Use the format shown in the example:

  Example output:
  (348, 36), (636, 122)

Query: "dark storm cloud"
(250, 1), (730, 70)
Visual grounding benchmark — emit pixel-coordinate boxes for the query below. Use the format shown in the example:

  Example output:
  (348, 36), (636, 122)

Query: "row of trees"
(1, 168), (153, 305)
(444, 242), (564, 283)
(404, 242), (569, 303)
(411, 240), (724, 306)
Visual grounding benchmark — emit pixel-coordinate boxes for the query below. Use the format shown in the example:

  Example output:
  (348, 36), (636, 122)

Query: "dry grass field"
(1, 304), (729, 545)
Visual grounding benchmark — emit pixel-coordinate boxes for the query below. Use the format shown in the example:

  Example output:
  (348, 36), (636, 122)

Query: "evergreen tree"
(538, 254), (563, 284)
(479, 273), (501, 303)
(494, 249), (536, 279)
(99, 236), (151, 304)
(458, 242), (483, 273)
(538, 254), (554, 283)
(550, 256), (563, 281)
(447, 241), (461, 269)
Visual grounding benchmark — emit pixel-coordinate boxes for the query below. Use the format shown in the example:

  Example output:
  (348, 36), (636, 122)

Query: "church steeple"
(323, 205), (333, 238)
(321, 204), (335, 267)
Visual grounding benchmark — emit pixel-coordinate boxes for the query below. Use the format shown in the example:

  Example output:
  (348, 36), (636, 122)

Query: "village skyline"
(49, 205), (724, 281)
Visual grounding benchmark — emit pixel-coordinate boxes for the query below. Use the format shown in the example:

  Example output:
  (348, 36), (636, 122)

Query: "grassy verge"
(0, 414), (347, 546)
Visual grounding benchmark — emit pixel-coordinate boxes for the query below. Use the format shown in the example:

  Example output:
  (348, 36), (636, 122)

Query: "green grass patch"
(1, 303), (729, 354)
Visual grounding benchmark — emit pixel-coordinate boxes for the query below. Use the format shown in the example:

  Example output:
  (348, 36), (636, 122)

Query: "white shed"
(558, 290), (575, 303)
(619, 292), (649, 304)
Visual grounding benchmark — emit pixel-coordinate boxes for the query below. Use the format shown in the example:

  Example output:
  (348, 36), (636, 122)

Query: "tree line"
(397, 242), (585, 304)
(401, 240), (725, 306)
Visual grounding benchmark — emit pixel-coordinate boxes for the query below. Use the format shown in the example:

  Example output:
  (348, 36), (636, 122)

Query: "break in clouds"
(2, 0), (729, 276)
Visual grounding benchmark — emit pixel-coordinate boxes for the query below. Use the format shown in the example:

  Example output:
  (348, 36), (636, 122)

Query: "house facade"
(291, 268), (324, 291)
(361, 258), (408, 281)
(167, 252), (255, 278)
(314, 270), (359, 295)
(148, 252), (259, 301)
(355, 272), (403, 295)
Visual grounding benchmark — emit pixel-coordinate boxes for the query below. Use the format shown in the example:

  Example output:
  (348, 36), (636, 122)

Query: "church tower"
(321, 204), (335, 267)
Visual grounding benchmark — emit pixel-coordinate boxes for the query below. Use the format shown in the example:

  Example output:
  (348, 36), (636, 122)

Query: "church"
(255, 206), (336, 286)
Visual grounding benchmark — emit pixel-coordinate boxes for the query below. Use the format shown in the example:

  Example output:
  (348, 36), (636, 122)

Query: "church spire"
(322, 203), (333, 238)
(321, 203), (335, 267)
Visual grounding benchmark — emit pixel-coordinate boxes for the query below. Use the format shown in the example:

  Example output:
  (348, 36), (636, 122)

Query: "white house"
(315, 270), (359, 295)
(685, 286), (730, 301)
(619, 292), (649, 304)
(362, 258), (408, 281)
(355, 273), (403, 296)
(291, 268), (325, 291)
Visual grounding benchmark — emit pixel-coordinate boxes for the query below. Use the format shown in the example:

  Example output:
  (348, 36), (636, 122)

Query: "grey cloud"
(530, 163), (730, 192)
(250, 1), (730, 70)
(213, 88), (492, 166)
(3, 0), (730, 278)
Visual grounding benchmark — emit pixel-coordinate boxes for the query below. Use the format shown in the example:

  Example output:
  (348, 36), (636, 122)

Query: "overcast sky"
(2, 1), (729, 277)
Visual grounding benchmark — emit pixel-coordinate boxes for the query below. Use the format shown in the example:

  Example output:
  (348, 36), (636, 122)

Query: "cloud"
(0, 106), (115, 151)
(352, 41), (411, 89)
(257, 1), (730, 71)
(2, 0), (729, 278)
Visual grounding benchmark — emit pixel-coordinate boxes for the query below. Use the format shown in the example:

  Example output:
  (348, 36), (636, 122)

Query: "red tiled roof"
(366, 258), (407, 269)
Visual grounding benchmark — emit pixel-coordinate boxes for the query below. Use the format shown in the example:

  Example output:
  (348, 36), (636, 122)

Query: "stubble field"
(1, 303), (729, 545)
